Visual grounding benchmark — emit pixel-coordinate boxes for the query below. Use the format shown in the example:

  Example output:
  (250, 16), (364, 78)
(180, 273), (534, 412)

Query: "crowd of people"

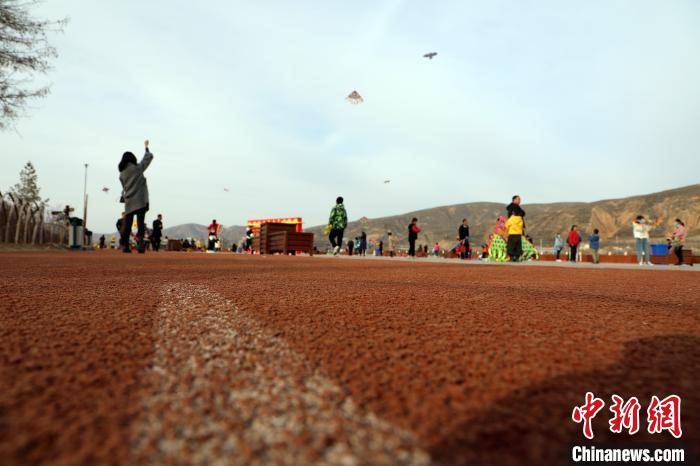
(111, 211), (164, 252)
(112, 141), (690, 266)
(324, 194), (692, 266)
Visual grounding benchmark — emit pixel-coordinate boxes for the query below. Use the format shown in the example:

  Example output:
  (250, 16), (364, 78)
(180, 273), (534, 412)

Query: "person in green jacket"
(328, 196), (347, 255)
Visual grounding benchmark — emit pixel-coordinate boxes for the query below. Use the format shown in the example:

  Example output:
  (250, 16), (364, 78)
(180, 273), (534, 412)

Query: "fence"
(0, 192), (66, 246)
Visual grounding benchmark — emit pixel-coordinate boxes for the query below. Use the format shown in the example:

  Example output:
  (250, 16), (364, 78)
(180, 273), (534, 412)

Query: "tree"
(11, 161), (47, 205)
(0, 0), (66, 129)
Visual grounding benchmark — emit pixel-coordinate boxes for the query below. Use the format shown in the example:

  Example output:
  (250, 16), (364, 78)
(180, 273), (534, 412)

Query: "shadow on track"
(430, 334), (700, 466)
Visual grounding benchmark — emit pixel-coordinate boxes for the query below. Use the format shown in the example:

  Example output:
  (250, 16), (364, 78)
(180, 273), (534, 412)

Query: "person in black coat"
(359, 231), (367, 256)
(245, 228), (253, 252)
(458, 218), (470, 259)
(116, 213), (126, 250)
(408, 218), (420, 257)
(506, 195), (526, 218)
(151, 214), (163, 251)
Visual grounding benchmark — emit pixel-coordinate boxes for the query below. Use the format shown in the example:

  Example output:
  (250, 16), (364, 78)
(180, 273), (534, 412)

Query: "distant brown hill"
(307, 184), (700, 250)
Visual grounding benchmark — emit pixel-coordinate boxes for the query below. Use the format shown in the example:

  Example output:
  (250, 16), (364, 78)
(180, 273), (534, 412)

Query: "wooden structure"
(268, 231), (315, 255)
(167, 239), (182, 251)
(254, 222), (296, 254)
(247, 217), (302, 239)
(253, 222), (314, 255)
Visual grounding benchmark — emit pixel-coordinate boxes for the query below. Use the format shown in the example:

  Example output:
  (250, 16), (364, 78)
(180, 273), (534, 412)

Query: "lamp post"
(83, 163), (88, 248)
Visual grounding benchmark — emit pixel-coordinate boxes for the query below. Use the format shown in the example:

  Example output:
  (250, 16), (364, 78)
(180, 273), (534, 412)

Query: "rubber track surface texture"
(0, 252), (698, 465)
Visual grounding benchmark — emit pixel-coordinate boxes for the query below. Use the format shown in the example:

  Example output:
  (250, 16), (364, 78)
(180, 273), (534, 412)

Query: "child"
(589, 228), (600, 264)
(670, 219), (690, 266)
(553, 233), (564, 261)
(505, 213), (524, 262)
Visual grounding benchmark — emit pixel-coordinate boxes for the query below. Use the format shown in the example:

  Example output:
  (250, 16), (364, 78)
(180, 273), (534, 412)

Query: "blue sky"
(1, 1), (698, 232)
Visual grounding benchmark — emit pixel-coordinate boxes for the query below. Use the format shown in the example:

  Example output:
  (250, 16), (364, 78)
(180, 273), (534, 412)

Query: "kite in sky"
(102, 187), (110, 193)
(423, 52), (438, 60)
(223, 188), (230, 192)
(384, 179), (391, 184)
(346, 90), (364, 104)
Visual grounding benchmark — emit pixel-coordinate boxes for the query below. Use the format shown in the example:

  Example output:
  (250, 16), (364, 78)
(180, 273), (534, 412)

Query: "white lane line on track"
(130, 284), (430, 466)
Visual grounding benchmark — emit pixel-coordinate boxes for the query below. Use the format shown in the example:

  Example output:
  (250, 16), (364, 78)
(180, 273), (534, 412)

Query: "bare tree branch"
(0, 0), (66, 129)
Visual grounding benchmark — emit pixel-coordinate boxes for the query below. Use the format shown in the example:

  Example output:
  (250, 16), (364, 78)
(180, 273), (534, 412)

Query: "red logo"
(609, 395), (641, 435)
(572, 392), (606, 439)
(647, 395), (682, 438)
(572, 393), (682, 439)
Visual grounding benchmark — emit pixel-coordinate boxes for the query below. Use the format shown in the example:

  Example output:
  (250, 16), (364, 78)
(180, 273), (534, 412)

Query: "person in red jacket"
(567, 225), (581, 262)
(208, 219), (221, 251)
(408, 217), (421, 257)
(208, 219), (221, 236)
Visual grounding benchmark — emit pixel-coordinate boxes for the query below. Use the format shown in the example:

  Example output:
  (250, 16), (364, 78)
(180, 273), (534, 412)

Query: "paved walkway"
(313, 253), (699, 272)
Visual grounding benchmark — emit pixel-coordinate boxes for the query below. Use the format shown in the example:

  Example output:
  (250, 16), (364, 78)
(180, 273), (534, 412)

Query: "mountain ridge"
(97, 184), (700, 250)
(306, 183), (700, 250)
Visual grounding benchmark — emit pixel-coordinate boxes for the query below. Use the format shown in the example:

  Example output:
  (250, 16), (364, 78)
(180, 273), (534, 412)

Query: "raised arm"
(140, 139), (154, 171)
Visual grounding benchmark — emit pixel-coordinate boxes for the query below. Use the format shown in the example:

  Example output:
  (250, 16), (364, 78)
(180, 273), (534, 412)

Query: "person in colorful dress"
(520, 236), (540, 261)
(486, 219), (508, 262)
(670, 219), (690, 266)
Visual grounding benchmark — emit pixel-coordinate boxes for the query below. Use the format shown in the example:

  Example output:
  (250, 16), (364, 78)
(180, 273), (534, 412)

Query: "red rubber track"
(1, 252), (698, 465)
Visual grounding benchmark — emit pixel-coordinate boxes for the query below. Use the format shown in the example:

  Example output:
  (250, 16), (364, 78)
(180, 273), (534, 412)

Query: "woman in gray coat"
(119, 140), (154, 253)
